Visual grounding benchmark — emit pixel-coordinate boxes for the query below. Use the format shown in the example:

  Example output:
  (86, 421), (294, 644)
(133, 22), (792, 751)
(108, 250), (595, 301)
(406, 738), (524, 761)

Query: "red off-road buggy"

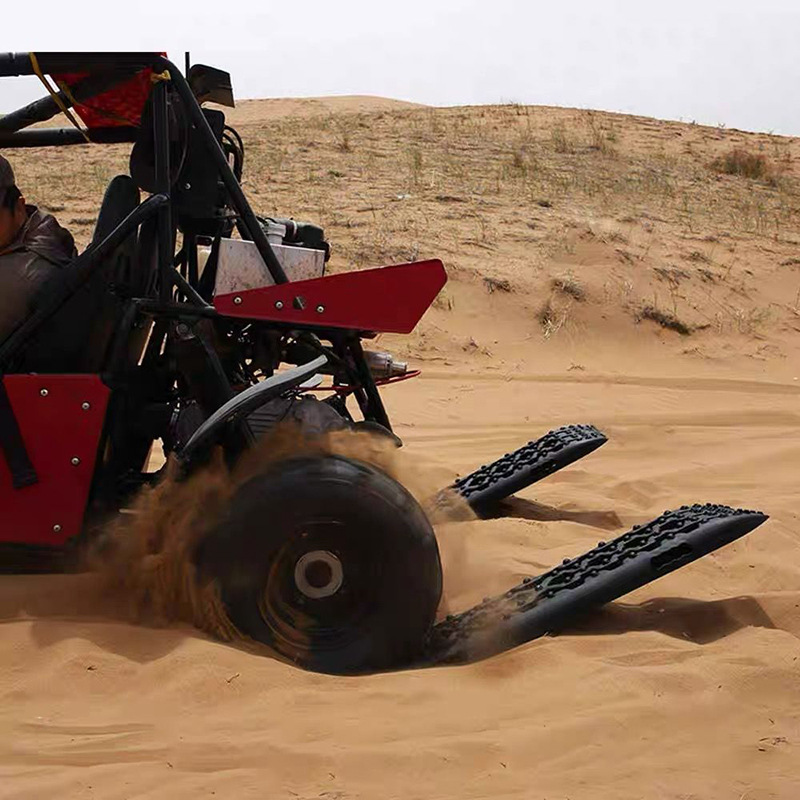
(0, 53), (767, 673)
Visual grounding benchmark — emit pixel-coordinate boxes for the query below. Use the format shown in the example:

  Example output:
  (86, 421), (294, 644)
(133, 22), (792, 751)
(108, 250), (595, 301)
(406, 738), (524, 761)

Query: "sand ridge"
(219, 95), (425, 125)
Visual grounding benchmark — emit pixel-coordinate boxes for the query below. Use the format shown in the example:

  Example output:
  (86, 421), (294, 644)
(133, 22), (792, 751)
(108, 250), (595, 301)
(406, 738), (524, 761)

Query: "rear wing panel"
(214, 260), (448, 334)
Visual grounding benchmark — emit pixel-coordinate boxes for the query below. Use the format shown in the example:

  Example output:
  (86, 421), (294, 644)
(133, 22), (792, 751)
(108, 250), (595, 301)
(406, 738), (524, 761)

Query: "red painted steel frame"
(0, 375), (110, 547)
(214, 260), (448, 334)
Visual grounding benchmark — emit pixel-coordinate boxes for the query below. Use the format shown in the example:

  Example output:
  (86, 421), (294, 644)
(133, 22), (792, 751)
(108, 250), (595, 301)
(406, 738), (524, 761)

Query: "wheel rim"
(257, 519), (382, 656)
(293, 550), (344, 599)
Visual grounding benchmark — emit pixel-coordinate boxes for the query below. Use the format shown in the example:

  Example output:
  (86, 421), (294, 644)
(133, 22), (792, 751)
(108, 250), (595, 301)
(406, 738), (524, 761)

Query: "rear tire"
(197, 456), (442, 674)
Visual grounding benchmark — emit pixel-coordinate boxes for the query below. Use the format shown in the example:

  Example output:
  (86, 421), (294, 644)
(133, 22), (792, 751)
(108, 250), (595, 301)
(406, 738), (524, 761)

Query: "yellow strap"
(150, 70), (171, 83)
(29, 52), (91, 143)
(55, 78), (81, 109)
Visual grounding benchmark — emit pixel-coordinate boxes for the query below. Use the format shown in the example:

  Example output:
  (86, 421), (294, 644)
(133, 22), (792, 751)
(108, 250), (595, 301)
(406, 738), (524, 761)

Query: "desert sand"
(1, 96), (799, 798)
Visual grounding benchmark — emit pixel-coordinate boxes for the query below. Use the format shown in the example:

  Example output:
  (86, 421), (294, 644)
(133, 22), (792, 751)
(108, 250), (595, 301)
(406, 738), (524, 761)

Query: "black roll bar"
(0, 127), (139, 148)
(154, 56), (290, 286)
(151, 79), (174, 304)
(172, 268), (213, 309)
(0, 53), (160, 77)
(0, 53), (36, 76)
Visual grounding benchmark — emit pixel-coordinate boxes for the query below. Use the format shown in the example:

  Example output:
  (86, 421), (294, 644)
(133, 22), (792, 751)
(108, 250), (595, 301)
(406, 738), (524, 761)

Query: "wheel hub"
(294, 550), (344, 599)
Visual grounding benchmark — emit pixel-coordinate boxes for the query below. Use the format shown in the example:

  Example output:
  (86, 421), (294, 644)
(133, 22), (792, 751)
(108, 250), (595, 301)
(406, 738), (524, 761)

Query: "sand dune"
(2, 97), (800, 798)
(221, 95), (424, 125)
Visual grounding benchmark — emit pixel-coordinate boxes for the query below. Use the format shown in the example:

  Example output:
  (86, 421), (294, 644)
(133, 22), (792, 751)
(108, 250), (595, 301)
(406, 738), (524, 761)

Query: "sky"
(3, 0), (800, 135)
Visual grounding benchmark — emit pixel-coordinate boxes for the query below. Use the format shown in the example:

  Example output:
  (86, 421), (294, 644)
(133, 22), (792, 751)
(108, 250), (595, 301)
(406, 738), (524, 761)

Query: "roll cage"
(0, 52), (290, 357)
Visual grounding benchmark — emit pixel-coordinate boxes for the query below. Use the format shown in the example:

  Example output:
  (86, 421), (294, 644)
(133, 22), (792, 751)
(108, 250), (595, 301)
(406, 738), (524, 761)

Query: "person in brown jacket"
(0, 154), (76, 342)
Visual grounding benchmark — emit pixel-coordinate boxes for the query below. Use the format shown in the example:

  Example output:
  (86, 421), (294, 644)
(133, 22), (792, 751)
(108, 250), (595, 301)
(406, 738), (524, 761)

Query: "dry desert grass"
(9, 98), (800, 373)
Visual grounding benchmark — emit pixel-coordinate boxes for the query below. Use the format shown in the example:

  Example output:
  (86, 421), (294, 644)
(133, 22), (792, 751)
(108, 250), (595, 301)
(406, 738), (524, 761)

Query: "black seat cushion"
(93, 175), (141, 245)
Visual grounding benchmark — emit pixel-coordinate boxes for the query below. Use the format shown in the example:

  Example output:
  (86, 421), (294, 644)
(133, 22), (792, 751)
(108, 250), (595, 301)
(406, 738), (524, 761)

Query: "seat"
(16, 175), (142, 373)
(93, 174), (141, 245)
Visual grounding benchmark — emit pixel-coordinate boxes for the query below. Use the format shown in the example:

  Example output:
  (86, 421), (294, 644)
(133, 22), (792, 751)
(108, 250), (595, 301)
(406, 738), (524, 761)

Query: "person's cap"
(0, 155), (16, 190)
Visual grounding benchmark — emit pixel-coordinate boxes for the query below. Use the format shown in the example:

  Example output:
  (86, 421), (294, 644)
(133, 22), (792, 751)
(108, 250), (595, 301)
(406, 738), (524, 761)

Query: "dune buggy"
(0, 52), (767, 673)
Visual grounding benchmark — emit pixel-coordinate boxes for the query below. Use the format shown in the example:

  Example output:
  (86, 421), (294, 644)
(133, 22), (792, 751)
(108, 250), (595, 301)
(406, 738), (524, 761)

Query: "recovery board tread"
(426, 503), (768, 665)
(452, 424), (608, 513)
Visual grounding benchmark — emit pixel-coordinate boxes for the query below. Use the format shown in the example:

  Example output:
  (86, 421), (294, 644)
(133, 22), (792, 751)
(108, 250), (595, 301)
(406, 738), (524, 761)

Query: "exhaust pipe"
(363, 351), (408, 380)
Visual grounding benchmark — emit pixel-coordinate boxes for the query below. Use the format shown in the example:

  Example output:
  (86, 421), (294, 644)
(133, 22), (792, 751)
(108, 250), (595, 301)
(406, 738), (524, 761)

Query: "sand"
(2, 95), (800, 798)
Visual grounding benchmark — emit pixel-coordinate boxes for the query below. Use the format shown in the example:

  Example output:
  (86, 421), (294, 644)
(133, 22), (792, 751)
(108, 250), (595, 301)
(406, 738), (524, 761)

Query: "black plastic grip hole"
(651, 542), (693, 573)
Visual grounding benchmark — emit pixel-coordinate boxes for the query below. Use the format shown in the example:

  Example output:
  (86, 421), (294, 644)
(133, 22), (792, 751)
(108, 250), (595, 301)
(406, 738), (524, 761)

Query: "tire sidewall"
(201, 456), (442, 673)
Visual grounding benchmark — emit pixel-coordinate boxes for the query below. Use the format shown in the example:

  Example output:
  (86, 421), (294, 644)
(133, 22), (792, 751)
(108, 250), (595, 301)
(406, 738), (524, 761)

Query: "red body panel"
(214, 259), (448, 334)
(0, 375), (110, 547)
